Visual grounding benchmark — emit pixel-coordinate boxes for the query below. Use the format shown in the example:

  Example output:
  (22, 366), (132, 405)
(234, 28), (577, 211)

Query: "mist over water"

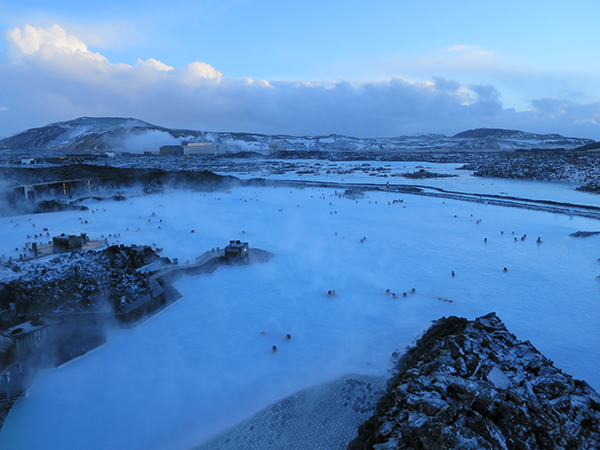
(0, 172), (599, 449)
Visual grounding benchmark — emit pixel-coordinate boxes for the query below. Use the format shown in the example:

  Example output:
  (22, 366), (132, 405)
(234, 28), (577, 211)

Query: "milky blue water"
(0, 168), (599, 449)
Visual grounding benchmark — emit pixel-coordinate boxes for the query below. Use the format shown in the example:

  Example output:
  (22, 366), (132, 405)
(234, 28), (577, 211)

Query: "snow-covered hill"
(0, 118), (595, 153)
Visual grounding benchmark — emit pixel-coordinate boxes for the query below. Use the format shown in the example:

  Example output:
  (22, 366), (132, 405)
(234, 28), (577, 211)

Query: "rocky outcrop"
(576, 180), (600, 193)
(400, 169), (458, 179)
(349, 313), (600, 450)
(0, 245), (164, 315)
(460, 151), (600, 185)
(569, 231), (600, 238)
(0, 164), (240, 190)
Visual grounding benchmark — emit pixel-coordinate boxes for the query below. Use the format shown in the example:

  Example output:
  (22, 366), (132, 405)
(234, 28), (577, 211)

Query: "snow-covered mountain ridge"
(0, 118), (594, 153)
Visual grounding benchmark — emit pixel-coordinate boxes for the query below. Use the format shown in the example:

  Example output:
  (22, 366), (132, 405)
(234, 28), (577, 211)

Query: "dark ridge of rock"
(400, 169), (458, 179)
(0, 164), (241, 190)
(34, 200), (89, 213)
(349, 313), (600, 450)
(569, 231), (600, 238)
(576, 181), (600, 194)
(574, 141), (600, 151)
(453, 128), (527, 139)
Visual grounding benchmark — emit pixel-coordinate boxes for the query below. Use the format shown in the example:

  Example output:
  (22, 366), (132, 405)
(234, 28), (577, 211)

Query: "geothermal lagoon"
(1, 163), (599, 449)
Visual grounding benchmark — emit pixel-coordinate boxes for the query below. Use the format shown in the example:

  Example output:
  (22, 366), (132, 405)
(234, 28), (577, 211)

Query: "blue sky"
(1, 0), (599, 139)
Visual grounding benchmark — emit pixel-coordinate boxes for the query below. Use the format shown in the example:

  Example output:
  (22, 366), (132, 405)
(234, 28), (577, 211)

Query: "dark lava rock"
(569, 231), (600, 238)
(35, 199), (88, 213)
(576, 181), (600, 194)
(401, 169), (458, 179)
(349, 313), (600, 450)
(0, 244), (166, 315)
(0, 164), (240, 191)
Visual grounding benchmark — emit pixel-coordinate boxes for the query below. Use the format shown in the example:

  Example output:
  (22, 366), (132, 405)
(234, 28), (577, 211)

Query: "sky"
(0, 0), (600, 139)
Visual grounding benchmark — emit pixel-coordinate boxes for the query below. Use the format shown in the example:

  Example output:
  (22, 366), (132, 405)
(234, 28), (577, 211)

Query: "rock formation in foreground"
(349, 313), (600, 450)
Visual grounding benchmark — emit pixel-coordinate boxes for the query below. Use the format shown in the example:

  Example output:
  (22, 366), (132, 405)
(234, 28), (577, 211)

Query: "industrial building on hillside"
(184, 141), (227, 155)
(159, 145), (184, 156)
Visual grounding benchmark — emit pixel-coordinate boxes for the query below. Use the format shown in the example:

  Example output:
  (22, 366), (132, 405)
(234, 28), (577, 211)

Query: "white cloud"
(178, 61), (222, 85)
(137, 58), (174, 72)
(445, 44), (479, 52)
(466, 50), (495, 57)
(244, 78), (272, 87)
(4, 24), (88, 56)
(1, 24), (599, 140)
(3, 24), (108, 65)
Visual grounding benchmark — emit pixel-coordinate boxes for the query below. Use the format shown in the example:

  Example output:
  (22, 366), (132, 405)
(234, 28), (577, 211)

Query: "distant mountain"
(0, 117), (204, 153)
(0, 118), (595, 153)
(574, 141), (600, 151)
(454, 128), (568, 139)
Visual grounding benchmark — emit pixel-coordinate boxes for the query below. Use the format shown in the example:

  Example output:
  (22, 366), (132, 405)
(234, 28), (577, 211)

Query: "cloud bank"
(1, 24), (599, 139)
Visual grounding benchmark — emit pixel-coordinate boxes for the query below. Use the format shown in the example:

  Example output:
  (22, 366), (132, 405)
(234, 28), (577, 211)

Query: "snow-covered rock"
(461, 151), (600, 185)
(349, 313), (600, 450)
(0, 245), (164, 314)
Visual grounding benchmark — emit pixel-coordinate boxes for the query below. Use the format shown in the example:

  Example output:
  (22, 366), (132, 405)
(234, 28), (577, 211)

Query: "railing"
(0, 363), (24, 403)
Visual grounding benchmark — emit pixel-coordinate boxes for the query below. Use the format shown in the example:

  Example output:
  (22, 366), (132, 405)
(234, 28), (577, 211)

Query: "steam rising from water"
(109, 129), (182, 153)
(0, 181), (599, 449)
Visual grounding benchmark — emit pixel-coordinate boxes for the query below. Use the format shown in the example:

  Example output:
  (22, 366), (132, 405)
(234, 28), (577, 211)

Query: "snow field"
(0, 182), (599, 449)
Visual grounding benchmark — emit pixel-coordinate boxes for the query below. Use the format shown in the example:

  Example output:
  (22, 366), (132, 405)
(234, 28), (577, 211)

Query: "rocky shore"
(349, 313), (600, 450)
(0, 245), (164, 316)
(458, 151), (600, 190)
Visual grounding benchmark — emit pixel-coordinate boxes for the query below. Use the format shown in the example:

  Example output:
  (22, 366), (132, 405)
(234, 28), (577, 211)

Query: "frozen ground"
(0, 164), (599, 449)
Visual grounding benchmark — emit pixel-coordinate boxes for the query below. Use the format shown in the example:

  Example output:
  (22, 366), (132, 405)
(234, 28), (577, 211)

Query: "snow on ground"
(0, 164), (600, 449)
(219, 159), (600, 206)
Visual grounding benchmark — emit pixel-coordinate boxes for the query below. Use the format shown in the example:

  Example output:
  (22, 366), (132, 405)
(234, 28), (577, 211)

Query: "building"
(213, 141), (227, 154)
(184, 142), (211, 155)
(52, 233), (87, 252)
(184, 141), (227, 155)
(115, 277), (166, 323)
(2, 317), (57, 364)
(224, 240), (249, 263)
(159, 145), (184, 156)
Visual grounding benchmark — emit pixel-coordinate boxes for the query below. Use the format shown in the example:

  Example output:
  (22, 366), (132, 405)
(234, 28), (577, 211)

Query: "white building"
(184, 141), (227, 155)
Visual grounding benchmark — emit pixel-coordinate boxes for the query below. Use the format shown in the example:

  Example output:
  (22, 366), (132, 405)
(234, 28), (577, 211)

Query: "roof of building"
(226, 240), (248, 249)
(2, 318), (52, 339)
